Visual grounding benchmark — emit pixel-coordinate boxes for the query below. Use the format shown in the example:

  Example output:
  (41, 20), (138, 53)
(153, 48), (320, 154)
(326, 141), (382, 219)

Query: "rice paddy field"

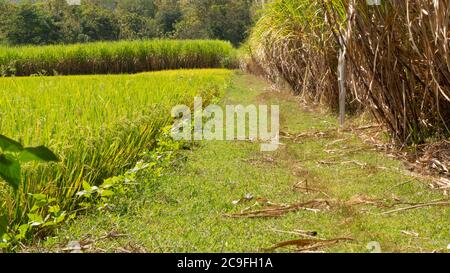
(0, 69), (233, 245)
(0, 40), (237, 76)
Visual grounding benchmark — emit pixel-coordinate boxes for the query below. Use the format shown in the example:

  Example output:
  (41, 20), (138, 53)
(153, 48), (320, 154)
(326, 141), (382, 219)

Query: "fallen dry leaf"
(265, 238), (353, 252)
(224, 199), (330, 218)
(400, 230), (419, 237)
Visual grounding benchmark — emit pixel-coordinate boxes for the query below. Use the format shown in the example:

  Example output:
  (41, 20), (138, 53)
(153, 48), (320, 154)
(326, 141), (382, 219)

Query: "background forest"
(0, 0), (258, 46)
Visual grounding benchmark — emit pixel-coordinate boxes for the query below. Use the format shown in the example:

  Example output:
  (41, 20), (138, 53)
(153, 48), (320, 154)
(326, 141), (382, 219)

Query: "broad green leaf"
(69, 213), (77, 220)
(0, 134), (23, 153)
(27, 213), (44, 227)
(19, 146), (59, 163)
(42, 221), (56, 227)
(16, 224), (29, 240)
(54, 212), (66, 224)
(48, 205), (60, 214)
(30, 193), (47, 201)
(30, 194), (49, 210)
(0, 154), (21, 190)
(100, 189), (114, 197)
(30, 205), (40, 212)
(82, 181), (92, 191)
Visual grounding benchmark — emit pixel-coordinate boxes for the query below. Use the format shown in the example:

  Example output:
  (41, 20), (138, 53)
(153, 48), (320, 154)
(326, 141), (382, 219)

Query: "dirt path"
(37, 72), (449, 253)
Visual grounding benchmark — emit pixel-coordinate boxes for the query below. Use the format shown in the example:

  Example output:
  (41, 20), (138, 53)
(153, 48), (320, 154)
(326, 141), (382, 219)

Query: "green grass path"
(39, 72), (449, 253)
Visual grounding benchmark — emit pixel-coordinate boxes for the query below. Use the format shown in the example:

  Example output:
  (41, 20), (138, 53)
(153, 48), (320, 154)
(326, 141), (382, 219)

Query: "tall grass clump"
(0, 69), (233, 241)
(247, 0), (351, 110)
(324, 0), (449, 144)
(248, 0), (449, 144)
(0, 40), (238, 76)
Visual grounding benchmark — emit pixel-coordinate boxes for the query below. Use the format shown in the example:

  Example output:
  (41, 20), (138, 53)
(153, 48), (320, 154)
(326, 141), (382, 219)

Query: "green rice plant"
(0, 40), (238, 76)
(0, 69), (233, 241)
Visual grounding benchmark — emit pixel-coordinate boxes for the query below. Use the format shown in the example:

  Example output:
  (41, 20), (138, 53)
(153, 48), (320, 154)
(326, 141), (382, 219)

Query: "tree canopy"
(0, 0), (259, 46)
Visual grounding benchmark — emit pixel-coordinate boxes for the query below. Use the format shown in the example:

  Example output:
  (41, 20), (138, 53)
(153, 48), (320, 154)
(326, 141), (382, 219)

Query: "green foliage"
(0, 0), (256, 46)
(198, 0), (254, 46)
(0, 0), (16, 43)
(173, 0), (255, 46)
(1, 190), (75, 250)
(75, 126), (186, 212)
(0, 39), (237, 76)
(118, 12), (160, 40)
(7, 3), (62, 45)
(0, 69), (232, 251)
(155, 0), (182, 34)
(0, 134), (58, 250)
(0, 154), (20, 190)
(0, 134), (59, 190)
(116, 0), (157, 18)
(80, 3), (120, 41)
(172, 7), (208, 40)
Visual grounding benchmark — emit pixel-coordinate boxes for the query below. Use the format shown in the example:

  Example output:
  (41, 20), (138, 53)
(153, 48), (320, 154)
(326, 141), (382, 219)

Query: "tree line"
(0, 0), (259, 46)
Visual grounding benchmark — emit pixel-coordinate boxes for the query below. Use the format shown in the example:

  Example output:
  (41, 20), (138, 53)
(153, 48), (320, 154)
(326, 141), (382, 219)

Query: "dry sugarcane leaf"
(224, 199), (330, 218)
(381, 200), (450, 215)
(265, 237), (353, 252)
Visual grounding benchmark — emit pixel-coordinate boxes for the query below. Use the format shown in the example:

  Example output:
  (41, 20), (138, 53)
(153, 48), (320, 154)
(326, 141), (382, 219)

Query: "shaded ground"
(36, 72), (449, 253)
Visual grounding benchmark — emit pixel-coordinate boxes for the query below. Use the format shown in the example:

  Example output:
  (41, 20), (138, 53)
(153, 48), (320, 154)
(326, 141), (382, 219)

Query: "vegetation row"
(0, 39), (238, 76)
(246, 0), (449, 144)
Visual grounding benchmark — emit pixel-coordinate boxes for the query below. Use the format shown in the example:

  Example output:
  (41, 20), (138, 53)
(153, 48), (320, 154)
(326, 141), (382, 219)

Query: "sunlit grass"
(39, 73), (449, 253)
(0, 69), (233, 227)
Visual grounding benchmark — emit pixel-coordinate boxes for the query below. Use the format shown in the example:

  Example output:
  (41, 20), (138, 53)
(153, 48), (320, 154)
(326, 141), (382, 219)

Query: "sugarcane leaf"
(0, 154), (21, 190)
(19, 146), (59, 163)
(0, 134), (23, 153)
